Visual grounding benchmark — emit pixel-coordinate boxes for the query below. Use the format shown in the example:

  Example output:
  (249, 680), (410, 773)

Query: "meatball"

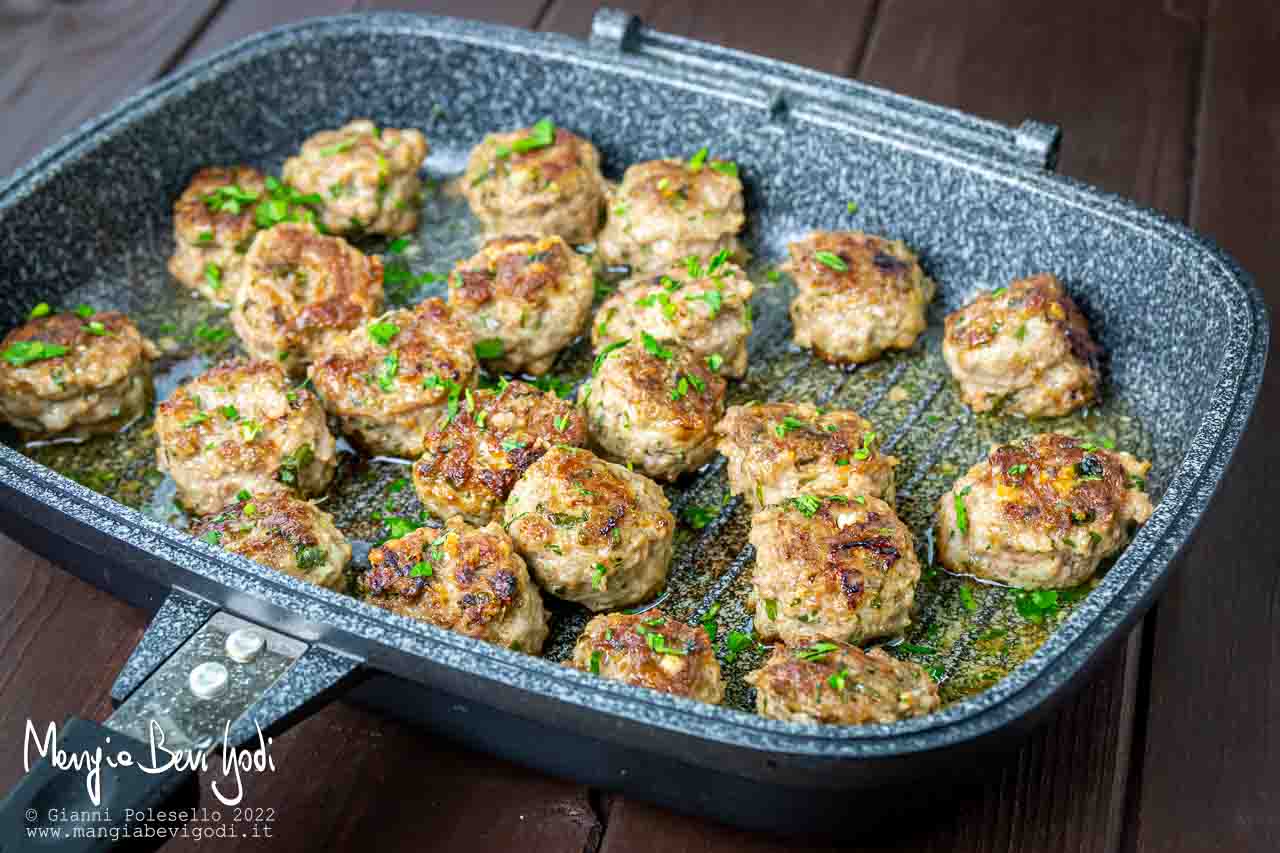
(154, 359), (337, 515)
(786, 231), (936, 364)
(942, 273), (1101, 417)
(0, 309), (159, 437)
(716, 402), (897, 511)
(448, 235), (594, 375)
(308, 298), (477, 459)
(360, 516), (549, 653)
(461, 122), (606, 244)
(593, 252), (755, 379)
(504, 446), (674, 611)
(282, 119), (428, 237)
(597, 157), (746, 276)
(747, 642), (940, 725)
(232, 222), (384, 375)
(935, 433), (1153, 589)
(568, 611), (723, 704)
(580, 336), (726, 481)
(190, 492), (349, 591)
(168, 165), (267, 303)
(413, 379), (588, 525)
(749, 494), (920, 646)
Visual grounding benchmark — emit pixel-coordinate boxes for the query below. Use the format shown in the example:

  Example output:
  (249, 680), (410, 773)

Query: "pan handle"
(0, 591), (363, 850)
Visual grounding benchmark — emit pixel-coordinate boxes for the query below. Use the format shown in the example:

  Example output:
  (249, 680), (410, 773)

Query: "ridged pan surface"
(0, 13), (1265, 755)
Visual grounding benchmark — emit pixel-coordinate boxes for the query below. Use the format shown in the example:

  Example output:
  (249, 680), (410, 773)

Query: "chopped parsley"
(814, 250), (848, 272)
(83, 321), (107, 336)
(774, 415), (808, 437)
(853, 430), (877, 460)
(846, 201), (859, 214)
(554, 414), (571, 431)
(589, 650), (602, 674)
(27, 302), (50, 319)
(686, 288), (723, 318)
(409, 560), (434, 578)
(591, 562), (608, 590)
(202, 530), (221, 546)
(296, 545), (328, 571)
(74, 304), (94, 319)
(725, 630), (758, 663)
(193, 324), (230, 344)
(219, 404), (239, 421)
(1007, 463), (1028, 477)
(959, 585), (978, 612)
(386, 236), (411, 255)
(709, 160), (739, 178)
(318, 139), (356, 156)
(501, 438), (527, 452)
(641, 332), (673, 360)
(592, 339), (630, 374)
(1015, 589), (1059, 624)
(509, 118), (555, 155)
(532, 374), (576, 399)
(828, 668), (850, 691)
(368, 321), (400, 346)
(795, 642), (840, 662)
(377, 351), (399, 392)
(204, 262), (222, 292)
(700, 602), (721, 643)
(277, 444), (314, 486)
(954, 485), (972, 534)
(681, 503), (719, 529)
(474, 338), (505, 360)
(764, 598), (778, 621)
(705, 353), (724, 372)
(687, 147), (709, 172)
(202, 184), (259, 215)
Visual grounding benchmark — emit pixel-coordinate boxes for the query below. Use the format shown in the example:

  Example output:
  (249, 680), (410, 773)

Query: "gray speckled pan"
(0, 9), (1267, 834)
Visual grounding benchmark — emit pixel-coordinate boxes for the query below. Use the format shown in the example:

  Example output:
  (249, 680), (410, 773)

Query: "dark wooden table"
(1, 1), (1276, 850)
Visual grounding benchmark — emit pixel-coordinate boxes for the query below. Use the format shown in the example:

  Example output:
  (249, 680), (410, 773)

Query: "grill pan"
(0, 9), (1267, 840)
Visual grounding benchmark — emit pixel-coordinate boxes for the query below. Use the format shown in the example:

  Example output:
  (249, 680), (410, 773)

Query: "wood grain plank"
(1132, 2), (1280, 851)
(181, 0), (361, 64)
(359, 0), (552, 29)
(540, 0), (878, 74)
(587, 0), (1201, 849)
(0, 0), (222, 178)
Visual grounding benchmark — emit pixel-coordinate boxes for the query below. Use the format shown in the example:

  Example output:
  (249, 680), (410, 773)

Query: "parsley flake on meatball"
(580, 335), (726, 481)
(168, 166), (267, 303)
(569, 611), (723, 704)
(154, 359), (337, 515)
(413, 379), (587, 525)
(283, 119), (428, 237)
(0, 309), (159, 437)
(747, 641), (940, 725)
(942, 273), (1101, 417)
(786, 231), (936, 364)
(597, 154), (745, 275)
(191, 491), (350, 591)
(749, 494), (920, 646)
(504, 446), (675, 611)
(936, 433), (1153, 589)
(232, 222), (384, 375)
(716, 402), (897, 511)
(308, 298), (478, 459)
(360, 516), (549, 653)
(462, 120), (606, 244)
(448, 235), (594, 375)
(593, 250), (755, 379)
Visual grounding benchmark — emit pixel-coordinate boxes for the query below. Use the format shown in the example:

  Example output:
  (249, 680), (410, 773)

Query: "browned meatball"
(360, 516), (549, 653)
(448, 235), (594, 375)
(191, 492), (349, 591)
(568, 611), (723, 704)
(597, 156), (745, 275)
(716, 402), (897, 511)
(168, 165), (267, 303)
(786, 231), (936, 364)
(580, 336), (726, 481)
(936, 433), (1153, 589)
(412, 379), (588, 525)
(154, 359), (337, 515)
(593, 252), (755, 379)
(747, 642), (940, 725)
(232, 223), (384, 375)
(307, 298), (478, 459)
(749, 494), (920, 646)
(942, 273), (1101, 416)
(462, 122), (606, 244)
(504, 446), (675, 611)
(0, 309), (158, 437)
(283, 119), (428, 237)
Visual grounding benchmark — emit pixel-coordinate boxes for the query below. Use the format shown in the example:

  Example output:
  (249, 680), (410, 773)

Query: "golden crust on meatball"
(168, 165), (268, 303)
(786, 231), (936, 364)
(569, 611), (723, 704)
(412, 379), (588, 525)
(360, 516), (550, 653)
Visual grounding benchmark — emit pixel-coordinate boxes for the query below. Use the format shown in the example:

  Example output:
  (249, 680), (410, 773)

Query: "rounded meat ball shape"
(597, 157), (746, 276)
(716, 402), (897, 511)
(448, 235), (594, 375)
(785, 231), (936, 365)
(592, 252), (755, 379)
(191, 492), (350, 591)
(308, 298), (478, 459)
(580, 336), (726, 482)
(504, 445), (675, 611)
(168, 165), (266, 303)
(462, 122), (606, 244)
(283, 119), (428, 237)
(0, 310), (158, 437)
(360, 516), (550, 654)
(935, 433), (1153, 589)
(412, 379), (588, 525)
(747, 642), (940, 725)
(942, 273), (1101, 417)
(232, 222), (384, 375)
(749, 494), (921, 646)
(569, 611), (724, 704)
(154, 359), (337, 516)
